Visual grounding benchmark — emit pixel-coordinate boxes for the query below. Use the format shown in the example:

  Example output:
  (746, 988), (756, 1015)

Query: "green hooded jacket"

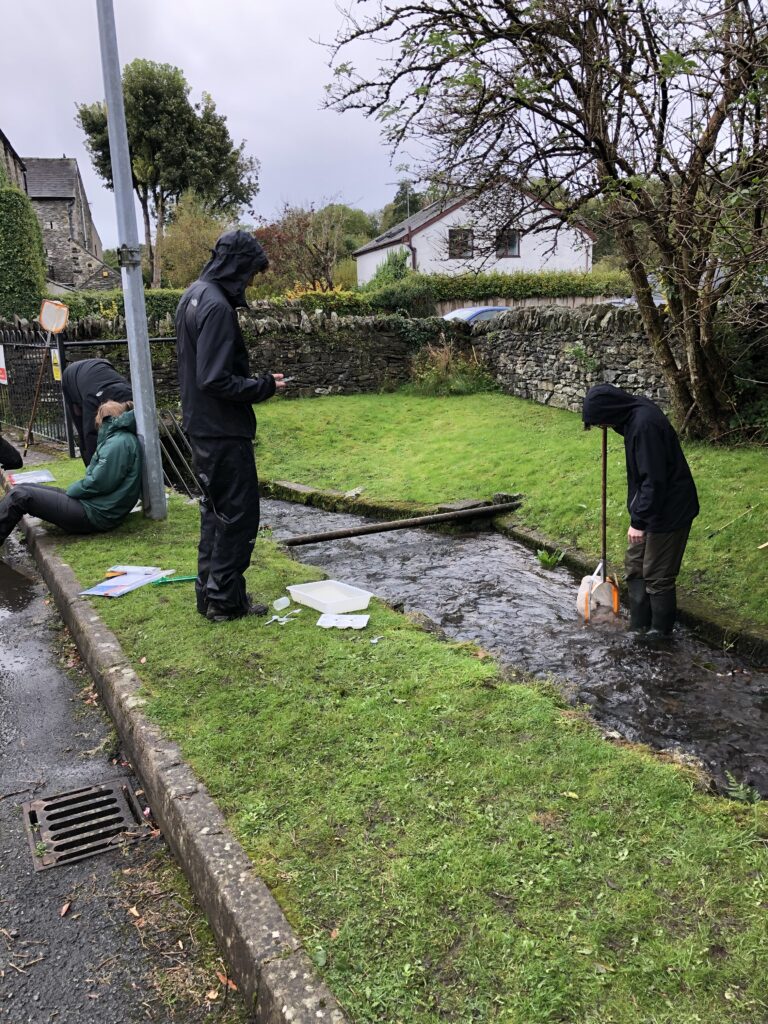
(66, 409), (142, 530)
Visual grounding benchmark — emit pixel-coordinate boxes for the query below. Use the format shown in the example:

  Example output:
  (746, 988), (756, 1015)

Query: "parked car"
(442, 306), (510, 323)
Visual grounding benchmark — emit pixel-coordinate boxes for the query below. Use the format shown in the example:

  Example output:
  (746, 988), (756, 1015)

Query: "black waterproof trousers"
(0, 484), (96, 544)
(190, 437), (260, 617)
(624, 525), (691, 595)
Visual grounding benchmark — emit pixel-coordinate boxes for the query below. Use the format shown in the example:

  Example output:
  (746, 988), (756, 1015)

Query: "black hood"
(582, 384), (657, 436)
(199, 230), (269, 307)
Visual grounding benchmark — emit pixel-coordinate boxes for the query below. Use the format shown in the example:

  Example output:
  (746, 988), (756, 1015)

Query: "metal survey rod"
(95, 0), (167, 520)
(281, 501), (521, 547)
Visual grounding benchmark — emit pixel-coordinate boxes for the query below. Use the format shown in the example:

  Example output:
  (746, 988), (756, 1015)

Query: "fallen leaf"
(177, 940), (183, 950)
(330, 928), (339, 940)
(206, 989), (219, 1000)
(594, 962), (615, 974)
(560, 791), (579, 800)
(216, 971), (237, 991)
(139, 657), (147, 664)
(59, 901), (71, 918)
(127, 905), (140, 918)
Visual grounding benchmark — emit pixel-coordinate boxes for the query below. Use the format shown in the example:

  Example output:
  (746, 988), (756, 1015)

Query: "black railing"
(0, 329), (197, 497)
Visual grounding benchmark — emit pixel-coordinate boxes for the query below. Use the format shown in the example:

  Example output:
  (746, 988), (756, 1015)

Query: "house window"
(496, 229), (521, 258)
(448, 228), (473, 259)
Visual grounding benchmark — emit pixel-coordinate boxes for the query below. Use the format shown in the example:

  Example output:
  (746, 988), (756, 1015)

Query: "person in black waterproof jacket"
(0, 431), (23, 470)
(175, 230), (286, 622)
(62, 357), (132, 466)
(583, 384), (699, 636)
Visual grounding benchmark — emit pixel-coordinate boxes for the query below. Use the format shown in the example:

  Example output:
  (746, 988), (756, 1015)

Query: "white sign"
(0, 345), (7, 385)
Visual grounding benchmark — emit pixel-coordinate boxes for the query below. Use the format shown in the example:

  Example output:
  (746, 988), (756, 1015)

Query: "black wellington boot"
(627, 579), (651, 632)
(648, 590), (677, 637)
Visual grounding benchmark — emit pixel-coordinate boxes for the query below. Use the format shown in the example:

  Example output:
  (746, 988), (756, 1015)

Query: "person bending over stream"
(0, 401), (141, 550)
(583, 384), (699, 636)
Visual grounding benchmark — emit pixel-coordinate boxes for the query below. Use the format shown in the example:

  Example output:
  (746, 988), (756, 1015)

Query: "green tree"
(257, 202), (378, 291)
(77, 59), (258, 289)
(380, 181), (425, 231)
(0, 185), (46, 320)
(162, 191), (232, 288)
(330, 0), (768, 438)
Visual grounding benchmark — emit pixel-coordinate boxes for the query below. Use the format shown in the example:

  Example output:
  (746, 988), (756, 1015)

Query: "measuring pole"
(95, 0), (166, 519)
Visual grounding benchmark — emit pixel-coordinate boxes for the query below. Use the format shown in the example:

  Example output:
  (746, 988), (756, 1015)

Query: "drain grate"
(23, 778), (152, 871)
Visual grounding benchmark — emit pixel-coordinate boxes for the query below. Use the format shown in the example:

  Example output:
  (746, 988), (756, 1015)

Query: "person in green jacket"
(0, 401), (142, 549)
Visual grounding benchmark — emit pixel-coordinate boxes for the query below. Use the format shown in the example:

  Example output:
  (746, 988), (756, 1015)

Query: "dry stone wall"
(51, 304), (671, 412)
(239, 309), (461, 397)
(472, 304), (670, 411)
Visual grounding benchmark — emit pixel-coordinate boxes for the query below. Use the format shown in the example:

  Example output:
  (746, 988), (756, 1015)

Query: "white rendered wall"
(356, 205), (592, 283)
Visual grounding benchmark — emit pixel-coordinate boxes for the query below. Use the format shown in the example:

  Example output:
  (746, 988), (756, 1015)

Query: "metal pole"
(56, 335), (76, 458)
(95, 0), (166, 519)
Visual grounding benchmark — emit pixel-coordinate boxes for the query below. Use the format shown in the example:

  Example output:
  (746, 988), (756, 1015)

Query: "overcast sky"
(0, 0), (399, 248)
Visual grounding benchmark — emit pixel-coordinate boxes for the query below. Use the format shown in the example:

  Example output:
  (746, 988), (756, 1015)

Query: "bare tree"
(330, 0), (768, 437)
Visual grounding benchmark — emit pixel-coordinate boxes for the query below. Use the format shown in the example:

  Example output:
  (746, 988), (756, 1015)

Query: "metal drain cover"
(23, 778), (152, 871)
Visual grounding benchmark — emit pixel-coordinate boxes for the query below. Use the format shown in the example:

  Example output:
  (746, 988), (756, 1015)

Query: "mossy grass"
(255, 392), (768, 633)
(34, 462), (768, 1024)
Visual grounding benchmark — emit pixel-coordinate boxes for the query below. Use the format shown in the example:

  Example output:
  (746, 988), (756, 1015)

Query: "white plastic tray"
(286, 580), (372, 614)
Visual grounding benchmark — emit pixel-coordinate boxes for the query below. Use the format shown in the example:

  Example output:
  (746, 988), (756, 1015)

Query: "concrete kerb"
(263, 478), (768, 662)
(16, 514), (348, 1024)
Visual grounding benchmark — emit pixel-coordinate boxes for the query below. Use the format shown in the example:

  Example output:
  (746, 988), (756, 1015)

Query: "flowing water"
(263, 499), (768, 797)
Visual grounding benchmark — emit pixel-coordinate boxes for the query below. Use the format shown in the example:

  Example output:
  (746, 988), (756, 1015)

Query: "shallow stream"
(263, 499), (768, 797)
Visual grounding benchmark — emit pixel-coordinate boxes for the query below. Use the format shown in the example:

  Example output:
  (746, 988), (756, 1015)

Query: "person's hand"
(272, 372), (287, 391)
(628, 526), (646, 544)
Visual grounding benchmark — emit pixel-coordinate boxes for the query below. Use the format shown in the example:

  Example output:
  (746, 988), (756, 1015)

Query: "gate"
(0, 327), (70, 446)
(0, 327), (199, 497)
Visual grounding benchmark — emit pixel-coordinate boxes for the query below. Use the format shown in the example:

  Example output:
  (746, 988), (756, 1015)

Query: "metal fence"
(0, 328), (71, 446)
(0, 328), (199, 497)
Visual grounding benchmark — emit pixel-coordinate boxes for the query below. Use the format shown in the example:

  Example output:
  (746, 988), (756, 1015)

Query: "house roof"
(354, 191), (596, 258)
(23, 157), (79, 198)
(353, 197), (465, 257)
(0, 127), (25, 171)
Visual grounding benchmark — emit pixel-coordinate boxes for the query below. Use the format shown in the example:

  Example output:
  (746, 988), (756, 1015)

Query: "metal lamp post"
(94, 0), (167, 520)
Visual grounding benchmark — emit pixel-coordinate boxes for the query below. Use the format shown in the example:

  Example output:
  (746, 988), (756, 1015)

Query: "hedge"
(416, 268), (632, 302)
(48, 288), (184, 324)
(0, 186), (46, 319)
(49, 268), (633, 327)
(275, 269), (632, 318)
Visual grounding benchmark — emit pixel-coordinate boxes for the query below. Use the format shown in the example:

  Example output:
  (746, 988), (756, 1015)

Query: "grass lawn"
(255, 392), (768, 634)
(32, 455), (768, 1024)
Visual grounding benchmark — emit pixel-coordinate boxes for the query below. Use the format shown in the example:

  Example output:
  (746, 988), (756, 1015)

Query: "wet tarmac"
(0, 539), (250, 1023)
(263, 499), (768, 796)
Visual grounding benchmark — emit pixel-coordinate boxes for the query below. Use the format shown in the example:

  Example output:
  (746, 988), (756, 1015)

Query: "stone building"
(22, 157), (120, 292)
(0, 127), (26, 190)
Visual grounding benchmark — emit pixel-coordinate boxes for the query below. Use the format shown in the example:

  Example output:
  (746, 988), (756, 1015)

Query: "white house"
(354, 194), (594, 285)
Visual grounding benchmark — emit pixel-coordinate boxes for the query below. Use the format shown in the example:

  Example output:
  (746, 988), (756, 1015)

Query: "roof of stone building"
(0, 128), (26, 169)
(23, 157), (79, 198)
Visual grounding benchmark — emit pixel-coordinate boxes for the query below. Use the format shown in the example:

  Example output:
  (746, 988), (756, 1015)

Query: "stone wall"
(31, 198), (118, 291)
(239, 309), (461, 397)
(60, 309), (464, 403)
(53, 304), (670, 412)
(472, 304), (670, 410)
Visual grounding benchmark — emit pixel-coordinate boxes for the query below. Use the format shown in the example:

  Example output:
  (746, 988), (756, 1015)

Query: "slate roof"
(353, 198), (462, 257)
(23, 157), (78, 198)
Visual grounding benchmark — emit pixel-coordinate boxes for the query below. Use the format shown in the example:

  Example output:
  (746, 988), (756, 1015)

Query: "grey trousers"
(625, 524), (691, 595)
